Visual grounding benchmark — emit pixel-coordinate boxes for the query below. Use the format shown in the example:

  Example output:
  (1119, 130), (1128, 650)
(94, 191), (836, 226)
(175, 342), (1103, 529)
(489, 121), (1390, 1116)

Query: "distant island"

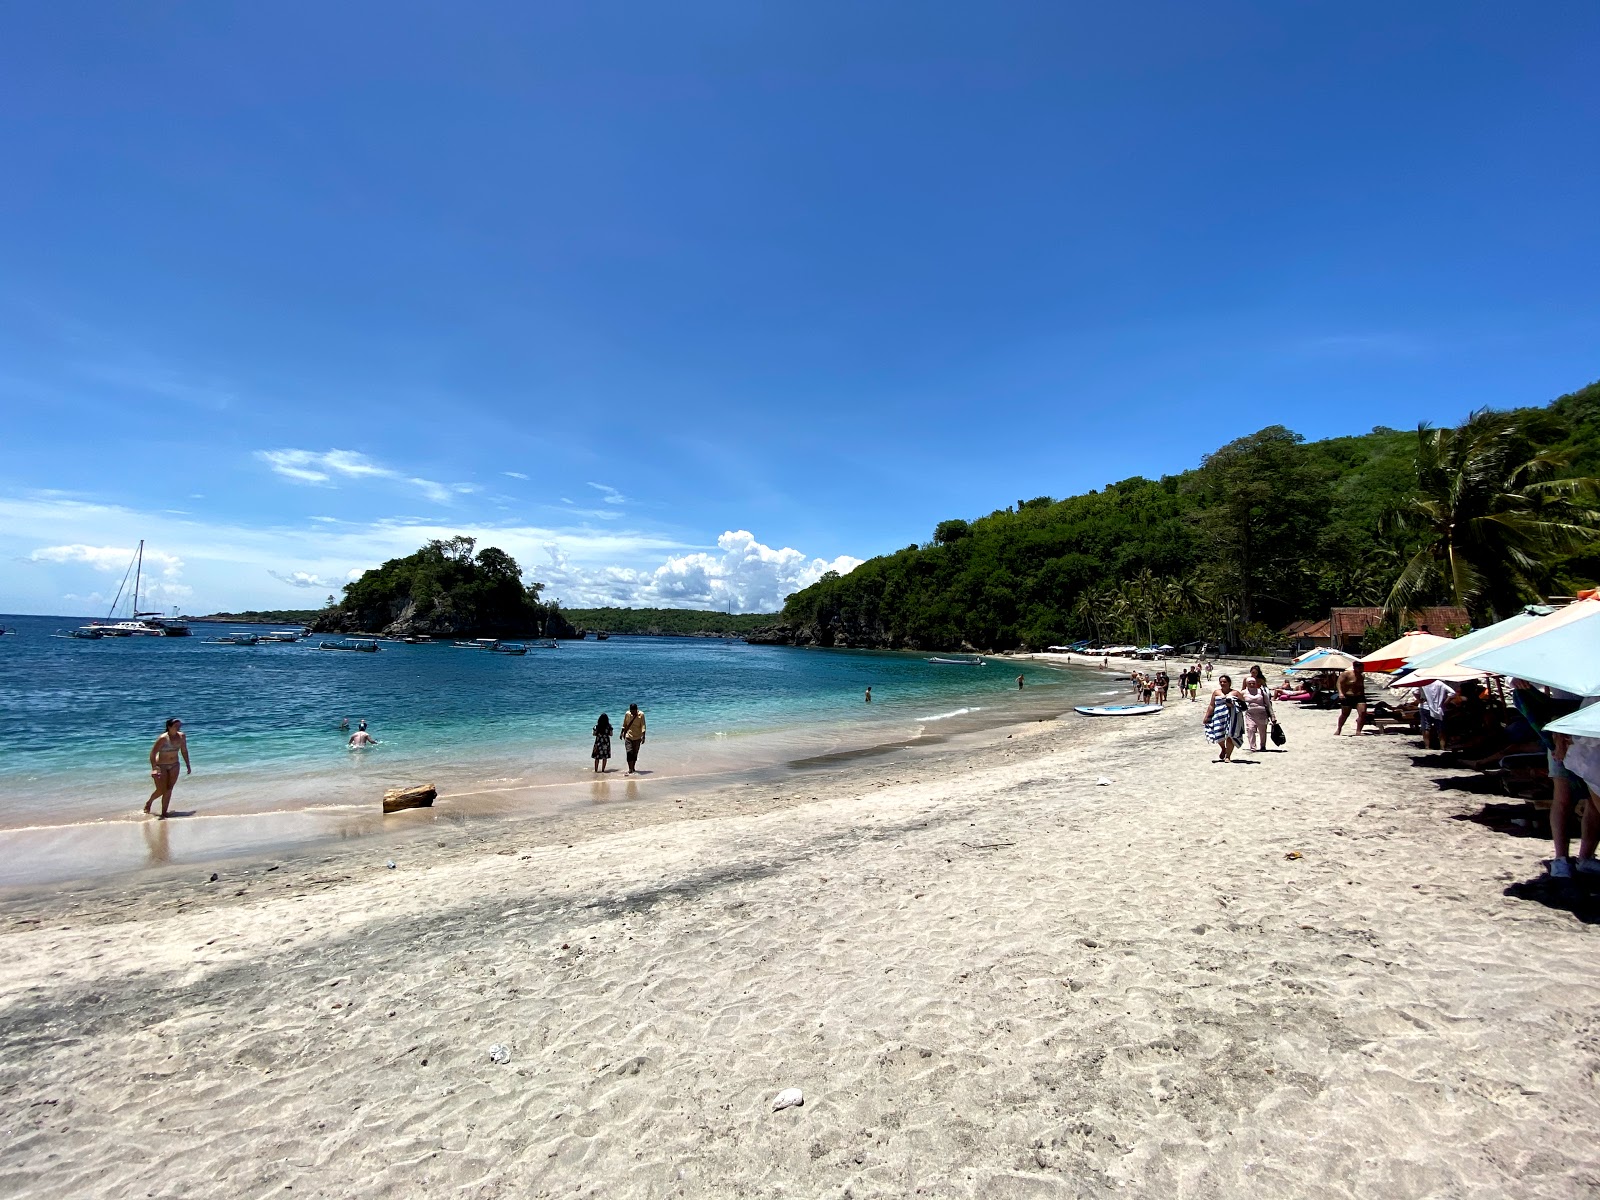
(186, 607), (326, 625)
(310, 536), (578, 640)
(563, 607), (777, 637)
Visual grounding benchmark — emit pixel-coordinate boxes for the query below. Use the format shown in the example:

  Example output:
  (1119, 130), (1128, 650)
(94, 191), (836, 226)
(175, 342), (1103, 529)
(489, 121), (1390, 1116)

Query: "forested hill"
(564, 607), (775, 637)
(311, 536), (577, 639)
(765, 381), (1600, 654)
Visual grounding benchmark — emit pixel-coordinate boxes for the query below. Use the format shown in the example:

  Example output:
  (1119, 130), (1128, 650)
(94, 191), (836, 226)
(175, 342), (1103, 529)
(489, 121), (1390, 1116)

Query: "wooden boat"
(489, 642), (528, 655)
(319, 639), (380, 652)
(205, 633), (261, 645)
(383, 783), (436, 813)
(595, 631), (610, 641)
(928, 656), (985, 666)
(1074, 704), (1162, 717)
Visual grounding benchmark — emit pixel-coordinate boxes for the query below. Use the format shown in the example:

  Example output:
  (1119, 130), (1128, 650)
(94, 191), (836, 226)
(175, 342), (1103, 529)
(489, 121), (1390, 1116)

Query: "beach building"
(1280, 605), (1470, 654)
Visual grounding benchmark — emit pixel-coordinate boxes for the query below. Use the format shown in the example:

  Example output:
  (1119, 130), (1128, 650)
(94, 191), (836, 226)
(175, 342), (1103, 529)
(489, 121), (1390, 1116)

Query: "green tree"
(1384, 409), (1600, 621)
(1188, 426), (1328, 627)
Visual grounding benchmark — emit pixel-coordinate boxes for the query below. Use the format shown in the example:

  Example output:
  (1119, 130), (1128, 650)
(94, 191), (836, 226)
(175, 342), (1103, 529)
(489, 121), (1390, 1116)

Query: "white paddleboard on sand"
(1075, 704), (1162, 717)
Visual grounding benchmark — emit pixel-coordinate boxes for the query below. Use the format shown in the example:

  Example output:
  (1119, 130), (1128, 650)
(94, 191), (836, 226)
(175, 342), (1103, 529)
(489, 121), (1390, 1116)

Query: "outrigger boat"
(76, 541), (191, 638)
(261, 629), (307, 642)
(488, 642), (528, 655)
(319, 638), (380, 652)
(204, 633), (261, 645)
(927, 655), (985, 666)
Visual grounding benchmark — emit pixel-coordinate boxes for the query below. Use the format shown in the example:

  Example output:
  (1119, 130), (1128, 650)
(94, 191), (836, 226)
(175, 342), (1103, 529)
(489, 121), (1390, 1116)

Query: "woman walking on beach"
(1240, 672), (1273, 752)
(1203, 675), (1244, 762)
(591, 713), (613, 773)
(144, 717), (190, 818)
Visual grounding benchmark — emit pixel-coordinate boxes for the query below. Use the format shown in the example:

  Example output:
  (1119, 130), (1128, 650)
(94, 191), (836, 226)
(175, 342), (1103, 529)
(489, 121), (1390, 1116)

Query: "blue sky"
(2, 2), (1597, 615)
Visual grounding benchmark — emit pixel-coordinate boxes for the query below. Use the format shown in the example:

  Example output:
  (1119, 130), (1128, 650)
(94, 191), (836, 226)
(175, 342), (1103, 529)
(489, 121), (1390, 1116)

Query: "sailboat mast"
(133, 540), (143, 617)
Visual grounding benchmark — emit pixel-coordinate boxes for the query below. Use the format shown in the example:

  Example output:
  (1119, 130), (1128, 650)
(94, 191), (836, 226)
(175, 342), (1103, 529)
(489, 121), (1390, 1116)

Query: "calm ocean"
(0, 614), (1114, 883)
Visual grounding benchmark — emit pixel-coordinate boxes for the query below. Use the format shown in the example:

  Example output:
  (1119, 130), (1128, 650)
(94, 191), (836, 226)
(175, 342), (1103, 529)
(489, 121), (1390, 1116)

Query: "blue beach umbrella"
(1397, 608), (1550, 678)
(1461, 603), (1600, 696)
(1546, 702), (1600, 738)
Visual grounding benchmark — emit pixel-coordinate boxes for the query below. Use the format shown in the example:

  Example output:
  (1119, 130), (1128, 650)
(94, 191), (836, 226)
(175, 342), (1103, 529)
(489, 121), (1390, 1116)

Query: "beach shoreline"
(4, 690), (1599, 1197)
(0, 675), (1095, 894)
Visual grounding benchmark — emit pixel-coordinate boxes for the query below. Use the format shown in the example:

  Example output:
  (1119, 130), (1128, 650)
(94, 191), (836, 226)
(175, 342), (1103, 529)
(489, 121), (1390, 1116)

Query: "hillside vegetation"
(770, 382), (1600, 653)
(564, 608), (775, 637)
(189, 607), (325, 624)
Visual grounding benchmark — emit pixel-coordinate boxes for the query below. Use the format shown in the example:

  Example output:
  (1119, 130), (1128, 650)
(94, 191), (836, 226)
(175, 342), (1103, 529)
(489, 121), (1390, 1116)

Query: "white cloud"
(268, 569), (331, 589)
(31, 543), (184, 577)
(540, 530), (861, 613)
(2, 495), (856, 617)
(503, 471), (529, 480)
(587, 482), (626, 505)
(32, 543), (191, 609)
(254, 448), (464, 504)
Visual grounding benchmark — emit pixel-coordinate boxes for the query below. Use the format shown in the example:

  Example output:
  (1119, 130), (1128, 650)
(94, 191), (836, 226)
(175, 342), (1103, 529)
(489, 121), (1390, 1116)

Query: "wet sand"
(3, 698), (1598, 1198)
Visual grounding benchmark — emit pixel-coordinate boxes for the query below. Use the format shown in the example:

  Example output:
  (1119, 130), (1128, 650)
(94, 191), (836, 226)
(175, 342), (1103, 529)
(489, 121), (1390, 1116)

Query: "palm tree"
(1384, 409), (1600, 621)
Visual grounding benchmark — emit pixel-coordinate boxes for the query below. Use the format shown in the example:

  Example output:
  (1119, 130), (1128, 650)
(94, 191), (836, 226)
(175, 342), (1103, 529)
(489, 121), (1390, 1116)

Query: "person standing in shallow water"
(144, 717), (191, 818)
(864, 686), (872, 703)
(1016, 674), (1025, 690)
(622, 703), (646, 774)
(591, 713), (613, 773)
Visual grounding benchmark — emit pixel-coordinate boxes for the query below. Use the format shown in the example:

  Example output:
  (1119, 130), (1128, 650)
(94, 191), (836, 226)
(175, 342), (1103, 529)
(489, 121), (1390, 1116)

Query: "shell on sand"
(771, 1087), (804, 1111)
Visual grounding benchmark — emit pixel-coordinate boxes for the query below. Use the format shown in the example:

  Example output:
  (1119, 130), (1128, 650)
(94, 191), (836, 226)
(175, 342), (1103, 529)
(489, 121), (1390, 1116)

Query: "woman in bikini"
(144, 717), (191, 818)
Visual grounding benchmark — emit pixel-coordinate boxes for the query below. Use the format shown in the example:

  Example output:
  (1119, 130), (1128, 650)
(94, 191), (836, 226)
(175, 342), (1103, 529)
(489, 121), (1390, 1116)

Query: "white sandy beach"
(3, 696), (1598, 1198)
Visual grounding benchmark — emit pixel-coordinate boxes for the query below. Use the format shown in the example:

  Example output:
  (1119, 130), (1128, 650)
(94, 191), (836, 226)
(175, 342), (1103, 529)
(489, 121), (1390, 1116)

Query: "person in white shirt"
(1552, 709), (1600, 880)
(1419, 678), (1454, 750)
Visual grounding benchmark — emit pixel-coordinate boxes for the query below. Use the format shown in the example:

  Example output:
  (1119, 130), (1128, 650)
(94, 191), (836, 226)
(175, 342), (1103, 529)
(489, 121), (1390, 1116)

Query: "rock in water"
(383, 784), (437, 814)
(772, 1087), (804, 1111)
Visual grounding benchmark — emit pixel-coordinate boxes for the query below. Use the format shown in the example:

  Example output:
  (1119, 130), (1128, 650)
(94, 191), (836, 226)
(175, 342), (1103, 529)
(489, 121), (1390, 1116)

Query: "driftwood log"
(383, 783), (437, 814)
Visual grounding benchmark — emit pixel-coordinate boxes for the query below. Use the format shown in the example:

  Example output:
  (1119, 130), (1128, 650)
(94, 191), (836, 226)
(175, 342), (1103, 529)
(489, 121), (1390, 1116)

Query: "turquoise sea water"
(0, 614), (1114, 883)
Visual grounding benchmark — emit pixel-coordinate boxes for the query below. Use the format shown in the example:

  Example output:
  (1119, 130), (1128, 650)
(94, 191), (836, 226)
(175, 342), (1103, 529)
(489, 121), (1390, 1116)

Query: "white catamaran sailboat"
(77, 541), (191, 638)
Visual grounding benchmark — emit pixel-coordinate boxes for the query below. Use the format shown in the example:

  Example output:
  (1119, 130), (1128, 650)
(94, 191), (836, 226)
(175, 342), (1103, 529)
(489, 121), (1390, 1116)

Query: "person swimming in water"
(144, 717), (191, 819)
(348, 720), (377, 748)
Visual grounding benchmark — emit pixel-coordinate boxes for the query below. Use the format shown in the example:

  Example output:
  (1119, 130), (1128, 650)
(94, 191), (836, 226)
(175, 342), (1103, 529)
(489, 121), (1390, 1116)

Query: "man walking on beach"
(622, 703), (646, 774)
(1335, 664), (1367, 735)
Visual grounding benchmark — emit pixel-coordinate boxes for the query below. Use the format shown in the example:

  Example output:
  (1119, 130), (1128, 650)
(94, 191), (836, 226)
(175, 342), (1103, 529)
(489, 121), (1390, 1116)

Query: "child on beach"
(592, 713), (613, 772)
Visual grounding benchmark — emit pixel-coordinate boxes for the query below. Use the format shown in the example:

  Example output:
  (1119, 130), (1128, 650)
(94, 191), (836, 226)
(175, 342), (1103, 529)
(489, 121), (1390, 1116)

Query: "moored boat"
(319, 639), (381, 652)
(205, 633), (261, 645)
(78, 542), (191, 638)
(928, 656), (985, 666)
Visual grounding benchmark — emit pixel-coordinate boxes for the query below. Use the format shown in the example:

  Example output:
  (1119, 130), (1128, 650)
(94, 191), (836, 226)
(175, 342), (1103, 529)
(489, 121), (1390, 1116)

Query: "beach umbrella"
(1359, 631), (1452, 673)
(1395, 600), (1599, 688)
(1390, 606), (1551, 685)
(1545, 701), (1600, 738)
(1460, 601), (1600, 696)
(1287, 648), (1357, 673)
